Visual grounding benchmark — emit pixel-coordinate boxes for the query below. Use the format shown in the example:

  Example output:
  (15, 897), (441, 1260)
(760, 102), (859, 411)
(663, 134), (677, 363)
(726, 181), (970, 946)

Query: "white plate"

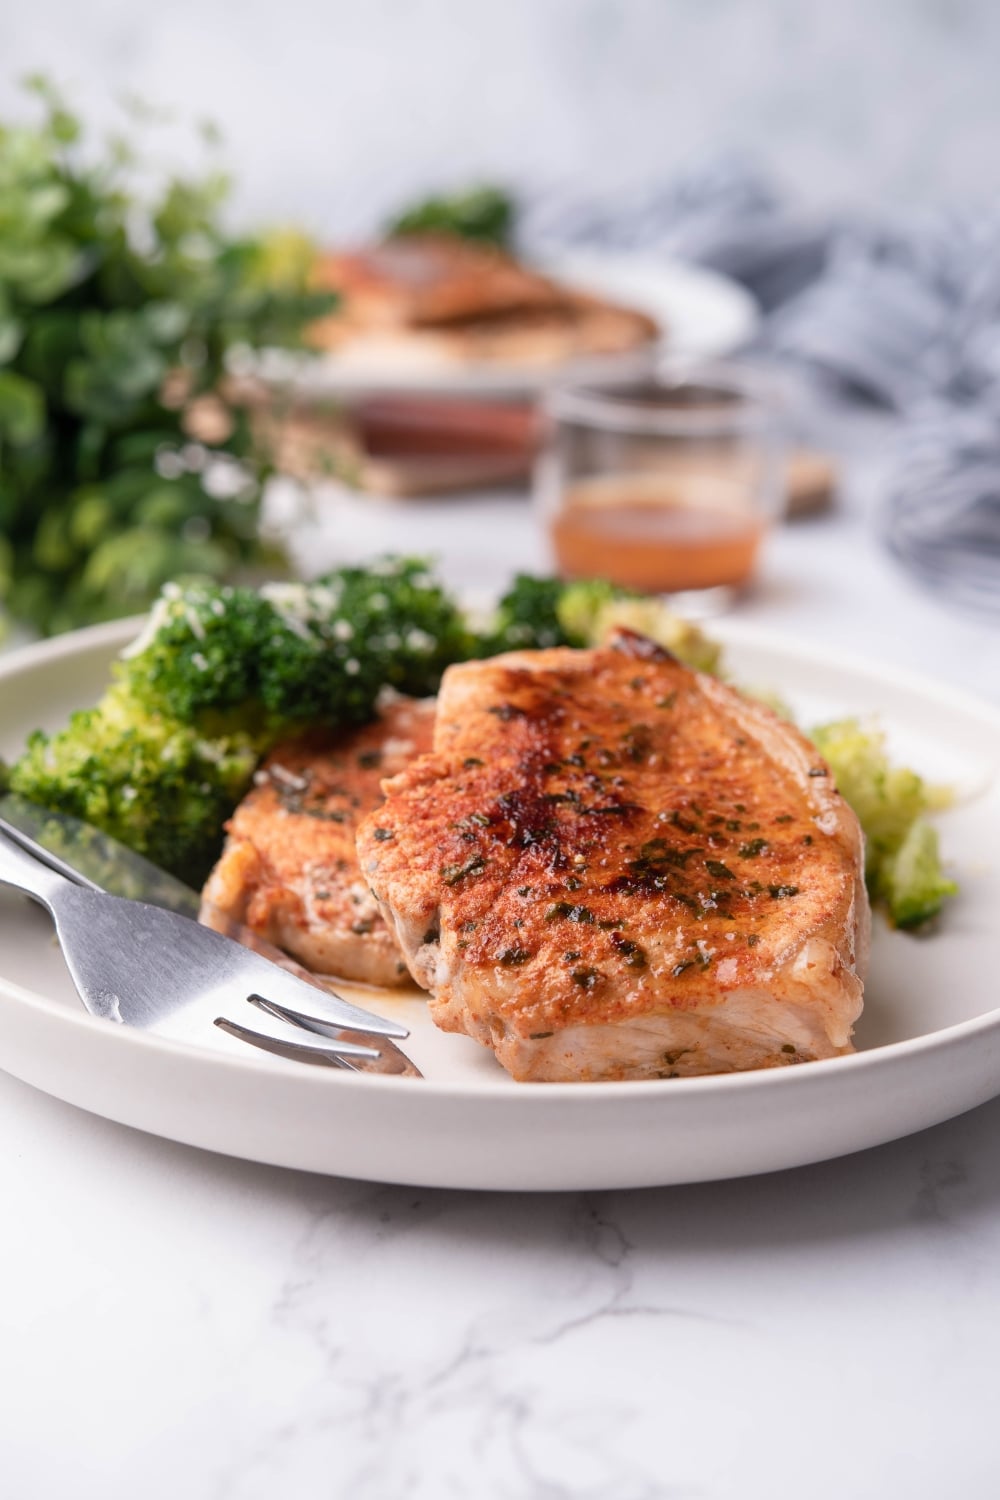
(257, 254), (759, 400)
(1, 619), (998, 1190)
(548, 251), (760, 362)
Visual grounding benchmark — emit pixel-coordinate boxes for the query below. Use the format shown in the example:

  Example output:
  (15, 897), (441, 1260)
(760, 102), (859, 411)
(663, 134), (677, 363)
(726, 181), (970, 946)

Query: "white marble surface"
(2, 425), (1000, 1496)
(5, 0), (1000, 233)
(3, 1069), (1000, 1500)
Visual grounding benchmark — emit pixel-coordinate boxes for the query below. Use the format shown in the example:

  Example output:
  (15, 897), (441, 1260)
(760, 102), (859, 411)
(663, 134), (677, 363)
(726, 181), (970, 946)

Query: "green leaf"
(0, 73), (325, 635)
(387, 184), (515, 246)
(15, 182), (70, 230)
(81, 525), (232, 601)
(142, 300), (189, 345)
(20, 311), (83, 389)
(0, 369), (44, 443)
(0, 533), (13, 595)
(0, 314), (23, 364)
(0, 239), (82, 304)
(33, 506), (79, 570)
(67, 487), (116, 548)
(48, 108), (80, 145)
(75, 421), (107, 479)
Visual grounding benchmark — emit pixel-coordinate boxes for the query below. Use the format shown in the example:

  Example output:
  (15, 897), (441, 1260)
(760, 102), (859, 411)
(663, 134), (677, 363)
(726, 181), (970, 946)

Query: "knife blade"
(0, 793), (420, 1077)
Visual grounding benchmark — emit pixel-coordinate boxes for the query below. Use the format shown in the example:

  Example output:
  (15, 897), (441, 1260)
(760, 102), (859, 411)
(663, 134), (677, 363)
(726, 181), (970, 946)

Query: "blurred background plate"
(256, 254), (760, 400)
(546, 251), (760, 361)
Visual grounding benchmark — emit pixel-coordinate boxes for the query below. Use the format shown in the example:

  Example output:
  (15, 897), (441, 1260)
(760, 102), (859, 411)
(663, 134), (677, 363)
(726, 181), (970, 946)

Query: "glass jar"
(536, 365), (785, 609)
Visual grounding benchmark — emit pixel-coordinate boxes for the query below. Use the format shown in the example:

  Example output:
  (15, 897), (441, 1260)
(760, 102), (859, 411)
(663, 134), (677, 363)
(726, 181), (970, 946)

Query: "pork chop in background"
(357, 632), (870, 1081)
(201, 694), (435, 987)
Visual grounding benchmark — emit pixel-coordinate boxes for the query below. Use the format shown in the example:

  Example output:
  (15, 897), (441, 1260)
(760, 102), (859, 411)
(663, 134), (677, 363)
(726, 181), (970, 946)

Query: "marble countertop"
(3, 430), (999, 1499)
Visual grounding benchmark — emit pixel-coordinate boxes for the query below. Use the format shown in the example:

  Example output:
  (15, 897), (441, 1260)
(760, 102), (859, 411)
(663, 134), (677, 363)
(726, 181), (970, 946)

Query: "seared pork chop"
(308, 236), (659, 370)
(312, 237), (567, 328)
(201, 694), (434, 986)
(357, 633), (870, 1080)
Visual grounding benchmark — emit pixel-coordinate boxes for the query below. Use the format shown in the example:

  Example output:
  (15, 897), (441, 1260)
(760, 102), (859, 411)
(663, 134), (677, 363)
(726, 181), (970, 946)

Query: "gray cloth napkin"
(521, 156), (828, 311)
(521, 162), (1000, 615)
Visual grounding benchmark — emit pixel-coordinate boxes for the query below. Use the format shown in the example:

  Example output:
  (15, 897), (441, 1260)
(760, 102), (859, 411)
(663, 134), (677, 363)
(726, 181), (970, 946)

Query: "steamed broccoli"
(6, 683), (259, 885)
(479, 575), (725, 675)
(9, 557), (473, 882)
(256, 562), (472, 724)
(576, 594), (725, 676)
(120, 581), (274, 734)
(555, 579), (631, 646)
(809, 718), (956, 928)
(879, 819), (957, 930)
(475, 575), (576, 654)
(120, 558), (473, 739)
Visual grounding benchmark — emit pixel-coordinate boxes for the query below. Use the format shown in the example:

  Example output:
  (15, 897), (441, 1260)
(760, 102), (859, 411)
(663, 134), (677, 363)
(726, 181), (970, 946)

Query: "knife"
(0, 793), (420, 1077)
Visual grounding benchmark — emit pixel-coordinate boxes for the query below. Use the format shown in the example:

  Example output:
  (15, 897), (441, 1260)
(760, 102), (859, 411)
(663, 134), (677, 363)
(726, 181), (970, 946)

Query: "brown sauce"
(551, 481), (766, 593)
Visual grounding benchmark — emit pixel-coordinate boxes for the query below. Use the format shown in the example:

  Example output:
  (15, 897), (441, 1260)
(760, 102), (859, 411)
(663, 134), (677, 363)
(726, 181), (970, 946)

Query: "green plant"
(386, 185), (515, 246)
(0, 77), (334, 637)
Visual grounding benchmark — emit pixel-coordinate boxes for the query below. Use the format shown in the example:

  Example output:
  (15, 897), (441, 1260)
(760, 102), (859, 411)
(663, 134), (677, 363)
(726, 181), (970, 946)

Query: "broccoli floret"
(810, 717), (956, 927)
(7, 683), (258, 885)
(879, 819), (958, 930)
(475, 576), (635, 654)
(573, 592), (724, 675)
(473, 575), (724, 674)
(119, 580), (273, 732)
(255, 561), (472, 726)
(119, 557), (473, 740)
(809, 719), (929, 877)
(473, 576), (641, 656)
(475, 575), (574, 654)
(556, 579), (630, 645)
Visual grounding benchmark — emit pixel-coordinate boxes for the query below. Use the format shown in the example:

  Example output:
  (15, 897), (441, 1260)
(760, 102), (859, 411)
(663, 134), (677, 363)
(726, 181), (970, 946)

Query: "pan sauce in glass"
(537, 370), (783, 601)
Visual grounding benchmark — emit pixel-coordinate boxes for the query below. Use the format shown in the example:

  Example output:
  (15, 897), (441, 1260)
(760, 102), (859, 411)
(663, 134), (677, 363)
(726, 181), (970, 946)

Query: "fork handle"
(0, 827), (70, 911)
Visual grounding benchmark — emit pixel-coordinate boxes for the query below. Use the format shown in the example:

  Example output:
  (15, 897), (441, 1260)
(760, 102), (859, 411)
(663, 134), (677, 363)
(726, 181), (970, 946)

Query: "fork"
(0, 827), (412, 1069)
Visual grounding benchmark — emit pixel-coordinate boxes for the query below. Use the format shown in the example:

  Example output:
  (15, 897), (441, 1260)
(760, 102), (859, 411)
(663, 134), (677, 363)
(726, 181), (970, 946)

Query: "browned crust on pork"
(201, 696), (434, 987)
(357, 636), (869, 1080)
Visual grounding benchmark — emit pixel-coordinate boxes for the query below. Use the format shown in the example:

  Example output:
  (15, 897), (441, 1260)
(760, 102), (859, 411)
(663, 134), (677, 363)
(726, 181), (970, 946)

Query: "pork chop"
(201, 694), (435, 986)
(308, 236), (659, 369)
(356, 633), (870, 1080)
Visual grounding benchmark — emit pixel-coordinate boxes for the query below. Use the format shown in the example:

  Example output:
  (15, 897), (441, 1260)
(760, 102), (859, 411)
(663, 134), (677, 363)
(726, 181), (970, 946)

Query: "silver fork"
(0, 827), (412, 1069)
